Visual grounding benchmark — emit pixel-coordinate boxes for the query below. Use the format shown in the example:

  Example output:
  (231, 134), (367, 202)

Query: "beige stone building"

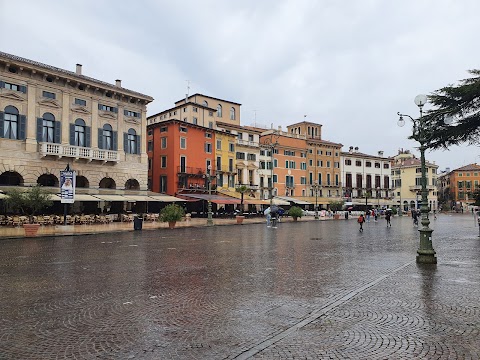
(0, 51), (153, 209)
(391, 150), (438, 213)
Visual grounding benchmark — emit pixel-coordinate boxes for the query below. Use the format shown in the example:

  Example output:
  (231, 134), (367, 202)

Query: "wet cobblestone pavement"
(1, 214), (479, 359)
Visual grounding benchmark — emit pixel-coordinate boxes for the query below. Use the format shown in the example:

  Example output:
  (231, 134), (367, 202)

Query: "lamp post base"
(207, 216), (213, 226)
(417, 228), (437, 264)
(416, 250), (437, 264)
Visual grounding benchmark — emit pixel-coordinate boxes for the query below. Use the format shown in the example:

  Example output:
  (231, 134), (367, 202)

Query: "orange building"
(286, 121), (343, 206)
(260, 128), (309, 199)
(447, 163), (480, 210)
(147, 119), (216, 195)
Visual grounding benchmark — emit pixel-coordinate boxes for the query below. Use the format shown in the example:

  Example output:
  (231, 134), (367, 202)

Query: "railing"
(215, 166), (236, 174)
(409, 185), (436, 191)
(236, 138), (259, 147)
(177, 166), (204, 176)
(39, 143), (119, 162)
(236, 183), (259, 190)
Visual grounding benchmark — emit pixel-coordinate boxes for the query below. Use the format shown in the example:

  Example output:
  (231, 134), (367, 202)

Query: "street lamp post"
(398, 94), (437, 264)
(312, 181), (322, 220)
(206, 165), (214, 226)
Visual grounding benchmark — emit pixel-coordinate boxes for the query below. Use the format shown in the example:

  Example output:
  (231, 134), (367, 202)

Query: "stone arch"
(99, 177), (116, 189)
(76, 175), (89, 188)
(37, 173), (59, 187)
(125, 178), (140, 190)
(0, 171), (24, 186)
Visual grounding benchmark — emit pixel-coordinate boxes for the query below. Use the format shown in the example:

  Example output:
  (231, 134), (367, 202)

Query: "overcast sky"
(1, 0), (478, 171)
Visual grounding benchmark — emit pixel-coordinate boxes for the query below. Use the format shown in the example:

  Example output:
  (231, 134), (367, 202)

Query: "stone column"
(61, 92), (70, 144)
(25, 81), (37, 153)
(91, 98), (99, 147)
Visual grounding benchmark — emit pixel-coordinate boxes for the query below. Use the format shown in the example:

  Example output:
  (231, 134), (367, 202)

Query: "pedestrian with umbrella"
(264, 207), (271, 227)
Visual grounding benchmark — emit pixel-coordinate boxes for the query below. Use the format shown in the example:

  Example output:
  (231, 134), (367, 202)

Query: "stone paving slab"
(0, 213), (478, 359)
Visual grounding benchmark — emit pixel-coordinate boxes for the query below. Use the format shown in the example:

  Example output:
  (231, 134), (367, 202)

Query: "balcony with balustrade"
(39, 143), (119, 162)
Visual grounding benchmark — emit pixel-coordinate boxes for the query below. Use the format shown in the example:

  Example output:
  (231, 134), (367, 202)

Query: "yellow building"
(391, 150), (438, 213)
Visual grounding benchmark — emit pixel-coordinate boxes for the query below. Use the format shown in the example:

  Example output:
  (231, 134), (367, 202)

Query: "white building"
(340, 147), (393, 208)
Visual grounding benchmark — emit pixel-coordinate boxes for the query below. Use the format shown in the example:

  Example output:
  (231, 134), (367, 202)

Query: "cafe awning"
(92, 194), (128, 201)
(148, 195), (185, 202)
(122, 195), (151, 202)
(75, 194), (102, 201)
(244, 199), (270, 205)
(274, 196), (312, 205)
(178, 193), (241, 205)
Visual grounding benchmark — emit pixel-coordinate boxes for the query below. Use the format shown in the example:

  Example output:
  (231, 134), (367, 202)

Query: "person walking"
(412, 209), (418, 226)
(374, 208), (378, 222)
(264, 207), (271, 227)
(357, 213), (365, 232)
(366, 210), (370, 223)
(385, 210), (392, 227)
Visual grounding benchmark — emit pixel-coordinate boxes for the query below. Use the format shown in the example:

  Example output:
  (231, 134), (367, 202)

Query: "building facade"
(340, 147), (392, 209)
(446, 164), (480, 211)
(0, 52), (153, 206)
(391, 150), (438, 212)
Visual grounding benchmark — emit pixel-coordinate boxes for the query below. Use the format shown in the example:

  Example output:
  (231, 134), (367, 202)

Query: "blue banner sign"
(60, 171), (75, 204)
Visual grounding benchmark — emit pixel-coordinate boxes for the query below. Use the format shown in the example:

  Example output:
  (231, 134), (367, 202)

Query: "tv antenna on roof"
(185, 80), (190, 103)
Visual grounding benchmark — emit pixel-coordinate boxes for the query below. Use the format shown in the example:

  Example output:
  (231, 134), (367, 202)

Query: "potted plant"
(288, 206), (304, 221)
(329, 200), (345, 219)
(235, 185), (249, 224)
(160, 204), (185, 229)
(5, 185), (53, 237)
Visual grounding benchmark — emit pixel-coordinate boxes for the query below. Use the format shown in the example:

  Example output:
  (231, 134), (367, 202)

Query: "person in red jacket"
(357, 213), (365, 231)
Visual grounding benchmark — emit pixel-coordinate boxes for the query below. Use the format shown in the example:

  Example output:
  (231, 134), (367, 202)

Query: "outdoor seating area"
(0, 213), (167, 227)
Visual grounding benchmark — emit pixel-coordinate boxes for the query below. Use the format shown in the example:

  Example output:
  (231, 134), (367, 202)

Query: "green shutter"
(54, 121), (61, 143)
(0, 81), (4, 89)
(112, 131), (118, 150)
(0, 112), (4, 138)
(69, 124), (75, 145)
(19, 115), (26, 140)
(123, 133), (128, 152)
(135, 135), (141, 154)
(98, 128), (103, 149)
(85, 126), (91, 147)
(36, 117), (43, 141)
(19, 85), (27, 94)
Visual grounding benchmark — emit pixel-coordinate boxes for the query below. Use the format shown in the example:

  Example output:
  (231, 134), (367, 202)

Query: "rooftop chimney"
(354, 146), (359, 153)
(378, 151), (384, 157)
(115, 79), (122, 87)
(76, 64), (82, 75)
(446, 167), (450, 173)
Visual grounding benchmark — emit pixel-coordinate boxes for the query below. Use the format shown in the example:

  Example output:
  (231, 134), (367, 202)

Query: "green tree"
(235, 185), (249, 213)
(329, 200), (345, 212)
(473, 189), (480, 206)
(423, 69), (480, 149)
(5, 186), (53, 224)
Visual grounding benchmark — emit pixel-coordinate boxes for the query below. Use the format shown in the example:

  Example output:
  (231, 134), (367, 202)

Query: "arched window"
(74, 119), (86, 146)
(217, 104), (222, 117)
(42, 112), (55, 143)
(103, 124), (113, 150)
(127, 128), (136, 154)
(4, 106), (19, 139)
(125, 179), (140, 190)
(0, 171), (23, 186)
(99, 177), (116, 189)
(230, 107), (235, 120)
(203, 100), (208, 107)
(76, 175), (89, 188)
(37, 174), (58, 187)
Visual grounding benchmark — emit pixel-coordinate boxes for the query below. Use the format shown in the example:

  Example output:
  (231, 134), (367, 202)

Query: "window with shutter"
(98, 128), (103, 149)
(54, 121), (61, 143)
(0, 112), (4, 138)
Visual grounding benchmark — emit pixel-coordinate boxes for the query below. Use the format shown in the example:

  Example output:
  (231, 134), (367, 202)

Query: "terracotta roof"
(216, 121), (263, 133)
(392, 158), (438, 168)
(0, 51), (153, 102)
(452, 163), (480, 172)
(286, 120), (323, 127)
